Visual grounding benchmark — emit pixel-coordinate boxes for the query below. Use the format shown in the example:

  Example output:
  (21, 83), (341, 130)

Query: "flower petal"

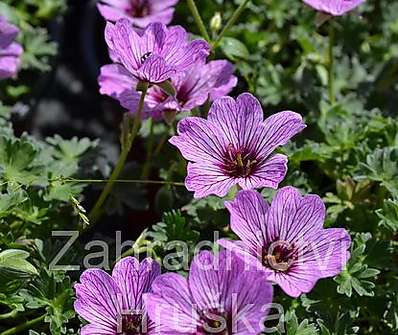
(169, 117), (227, 164)
(74, 269), (122, 330)
(225, 190), (269, 252)
(80, 324), (116, 335)
(208, 93), (264, 150)
(112, 257), (160, 311)
(238, 153), (288, 190)
(257, 111), (306, 159)
(303, 0), (364, 16)
(266, 186), (326, 243)
(185, 162), (237, 198)
(188, 250), (273, 334)
(145, 273), (199, 334)
(98, 64), (137, 97)
(161, 26), (209, 70)
(138, 54), (176, 83)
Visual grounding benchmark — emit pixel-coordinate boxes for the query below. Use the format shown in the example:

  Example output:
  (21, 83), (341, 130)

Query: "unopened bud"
(210, 12), (222, 33)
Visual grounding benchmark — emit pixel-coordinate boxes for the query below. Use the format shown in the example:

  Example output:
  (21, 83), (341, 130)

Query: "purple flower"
(98, 0), (179, 28)
(303, 0), (365, 16)
(105, 19), (210, 84)
(0, 16), (23, 80)
(74, 257), (160, 335)
(145, 250), (273, 334)
(218, 187), (351, 298)
(98, 59), (237, 120)
(169, 93), (306, 198)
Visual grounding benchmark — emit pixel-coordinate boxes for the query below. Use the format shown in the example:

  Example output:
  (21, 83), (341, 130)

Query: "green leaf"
(334, 233), (380, 297)
(219, 37), (249, 61)
(0, 249), (38, 275)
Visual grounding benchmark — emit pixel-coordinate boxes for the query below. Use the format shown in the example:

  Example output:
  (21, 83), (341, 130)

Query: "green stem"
(212, 0), (250, 49)
(141, 120), (155, 180)
(328, 23), (335, 105)
(0, 314), (45, 335)
(88, 83), (149, 223)
(186, 0), (211, 41)
(0, 310), (18, 320)
(62, 178), (185, 186)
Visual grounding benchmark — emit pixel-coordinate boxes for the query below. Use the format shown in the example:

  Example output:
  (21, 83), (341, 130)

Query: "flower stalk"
(212, 0), (251, 49)
(0, 314), (45, 335)
(328, 23), (335, 104)
(186, 0), (211, 42)
(89, 82), (149, 224)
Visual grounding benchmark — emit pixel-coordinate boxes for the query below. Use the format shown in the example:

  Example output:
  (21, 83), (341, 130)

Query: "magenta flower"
(98, 59), (237, 120)
(169, 93), (306, 198)
(98, 0), (179, 28)
(145, 250), (273, 334)
(105, 19), (210, 84)
(0, 16), (23, 80)
(74, 257), (160, 334)
(218, 187), (351, 298)
(303, 0), (365, 16)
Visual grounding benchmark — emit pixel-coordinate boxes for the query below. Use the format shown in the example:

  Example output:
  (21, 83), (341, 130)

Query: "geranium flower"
(98, 0), (179, 28)
(74, 257), (160, 334)
(0, 16), (23, 80)
(105, 19), (209, 84)
(98, 59), (237, 120)
(169, 93), (306, 198)
(218, 187), (351, 297)
(303, 0), (365, 16)
(145, 250), (273, 334)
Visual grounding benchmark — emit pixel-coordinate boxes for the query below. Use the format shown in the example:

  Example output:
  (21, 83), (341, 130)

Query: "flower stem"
(141, 120), (155, 180)
(88, 83), (149, 224)
(328, 23), (335, 105)
(212, 0), (250, 49)
(0, 314), (45, 335)
(186, 0), (211, 41)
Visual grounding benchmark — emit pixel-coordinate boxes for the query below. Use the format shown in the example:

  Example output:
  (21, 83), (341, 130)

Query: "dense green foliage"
(0, 0), (397, 334)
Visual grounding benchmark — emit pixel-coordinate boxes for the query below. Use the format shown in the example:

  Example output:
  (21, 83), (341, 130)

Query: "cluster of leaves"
(0, 105), (100, 333)
(0, 0), (398, 334)
(0, 0), (64, 102)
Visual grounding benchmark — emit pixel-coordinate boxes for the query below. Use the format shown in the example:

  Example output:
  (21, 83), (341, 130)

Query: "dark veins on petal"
(262, 240), (298, 272)
(126, 0), (151, 17)
(221, 144), (259, 178)
(197, 308), (231, 335)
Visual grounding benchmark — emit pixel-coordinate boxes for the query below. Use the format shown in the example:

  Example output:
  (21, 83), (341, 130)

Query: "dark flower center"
(126, 0), (151, 17)
(263, 240), (297, 272)
(222, 145), (258, 178)
(198, 309), (231, 335)
(118, 312), (147, 335)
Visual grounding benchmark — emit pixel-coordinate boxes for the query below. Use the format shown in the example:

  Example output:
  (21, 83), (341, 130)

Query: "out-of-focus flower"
(219, 187), (351, 298)
(0, 16), (23, 80)
(104, 19), (209, 84)
(169, 93), (305, 198)
(74, 257), (160, 334)
(145, 250), (273, 334)
(98, 59), (237, 120)
(303, 0), (365, 16)
(98, 0), (179, 28)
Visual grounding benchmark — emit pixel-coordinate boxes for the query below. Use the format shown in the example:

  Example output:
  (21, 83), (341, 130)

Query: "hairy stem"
(328, 23), (335, 105)
(0, 314), (45, 335)
(213, 0), (250, 49)
(88, 83), (149, 223)
(186, 0), (211, 41)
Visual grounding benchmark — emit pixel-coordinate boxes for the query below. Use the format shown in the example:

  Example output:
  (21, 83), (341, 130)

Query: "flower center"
(263, 240), (297, 272)
(118, 312), (147, 335)
(140, 52), (152, 64)
(222, 145), (258, 178)
(126, 0), (151, 17)
(198, 309), (230, 335)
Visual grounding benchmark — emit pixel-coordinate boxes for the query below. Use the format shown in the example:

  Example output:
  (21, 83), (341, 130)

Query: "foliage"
(0, 0), (398, 334)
